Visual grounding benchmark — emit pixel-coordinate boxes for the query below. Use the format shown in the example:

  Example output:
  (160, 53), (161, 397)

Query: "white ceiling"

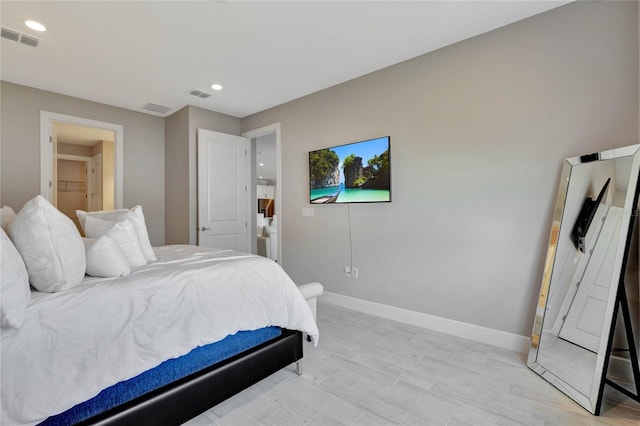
(1, 1), (570, 119)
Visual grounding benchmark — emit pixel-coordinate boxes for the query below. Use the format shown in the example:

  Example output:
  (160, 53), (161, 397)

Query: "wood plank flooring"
(184, 302), (640, 425)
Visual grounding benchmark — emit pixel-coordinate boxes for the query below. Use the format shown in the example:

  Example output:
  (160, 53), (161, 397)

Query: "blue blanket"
(41, 327), (282, 425)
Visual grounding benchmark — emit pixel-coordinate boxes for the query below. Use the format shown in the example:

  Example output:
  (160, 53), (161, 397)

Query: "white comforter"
(1, 245), (319, 426)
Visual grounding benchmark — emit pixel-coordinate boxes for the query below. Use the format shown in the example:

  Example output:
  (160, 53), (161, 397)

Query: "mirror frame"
(527, 144), (640, 414)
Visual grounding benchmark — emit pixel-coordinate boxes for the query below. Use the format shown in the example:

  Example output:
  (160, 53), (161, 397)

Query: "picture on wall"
(309, 136), (391, 204)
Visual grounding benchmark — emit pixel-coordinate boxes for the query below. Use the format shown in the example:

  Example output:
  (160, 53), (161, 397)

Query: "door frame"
(242, 123), (282, 264)
(89, 153), (104, 211)
(40, 111), (123, 209)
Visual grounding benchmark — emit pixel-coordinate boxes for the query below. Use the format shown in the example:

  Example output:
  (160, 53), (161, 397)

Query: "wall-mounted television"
(309, 136), (391, 204)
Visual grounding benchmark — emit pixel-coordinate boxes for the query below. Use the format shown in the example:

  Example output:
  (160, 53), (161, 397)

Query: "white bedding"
(1, 245), (319, 426)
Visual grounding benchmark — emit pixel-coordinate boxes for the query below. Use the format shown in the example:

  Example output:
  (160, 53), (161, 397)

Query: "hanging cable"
(347, 203), (353, 272)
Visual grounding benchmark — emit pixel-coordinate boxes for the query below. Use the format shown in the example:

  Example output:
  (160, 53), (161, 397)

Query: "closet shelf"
(57, 180), (86, 193)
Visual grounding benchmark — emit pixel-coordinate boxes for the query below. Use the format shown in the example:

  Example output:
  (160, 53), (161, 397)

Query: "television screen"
(309, 136), (391, 204)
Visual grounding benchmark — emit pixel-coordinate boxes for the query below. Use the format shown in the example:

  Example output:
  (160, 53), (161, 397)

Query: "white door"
(197, 129), (250, 251)
(558, 206), (623, 352)
(90, 154), (103, 211)
(551, 201), (609, 337)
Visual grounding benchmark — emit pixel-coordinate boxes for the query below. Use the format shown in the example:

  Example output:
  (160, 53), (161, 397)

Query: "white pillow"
(83, 236), (131, 277)
(0, 228), (30, 329)
(83, 216), (147, 268)
(1, 205), (16, 232)
(8, 195), (86, 293)
(76, 206), (156, 262)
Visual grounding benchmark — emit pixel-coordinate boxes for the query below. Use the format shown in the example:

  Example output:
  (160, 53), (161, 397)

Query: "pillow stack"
(77, 206), (156, 267)
(1, 197), (157, 330)
(83, 216), (147, 268)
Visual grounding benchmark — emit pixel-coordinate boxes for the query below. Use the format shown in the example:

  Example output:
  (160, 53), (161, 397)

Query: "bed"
(1, 198), (319, 426)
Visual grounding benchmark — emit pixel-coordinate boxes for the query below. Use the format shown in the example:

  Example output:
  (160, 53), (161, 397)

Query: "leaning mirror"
(528, 144), (640, 414)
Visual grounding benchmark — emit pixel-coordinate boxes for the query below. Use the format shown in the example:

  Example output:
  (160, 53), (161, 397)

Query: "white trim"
(242, 123), (282, 264)
(40, 115), (54, 200)
(190, 130), (197, 245)
(89, 153), (102, 211)
(321, 291), (531, 353)
(40, 111), (123, 209)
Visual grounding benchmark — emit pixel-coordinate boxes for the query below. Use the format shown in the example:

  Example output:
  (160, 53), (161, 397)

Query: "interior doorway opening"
(53, 123), (115, 226)
(40, 111), (123, 228)
(242, 124), (282, 264)
(255, 132), (277, 261)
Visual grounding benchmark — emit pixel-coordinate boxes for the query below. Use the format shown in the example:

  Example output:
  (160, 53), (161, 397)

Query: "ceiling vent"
(1, 27), (39, 47)
(142, 103), (172, 114)
(1, 27), (20, 42)
(189, 89), (212, 99)
(20, 34), (39, 47)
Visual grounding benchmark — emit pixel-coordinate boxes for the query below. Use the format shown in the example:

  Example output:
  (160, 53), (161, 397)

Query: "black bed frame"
(78, 329), (303, 426)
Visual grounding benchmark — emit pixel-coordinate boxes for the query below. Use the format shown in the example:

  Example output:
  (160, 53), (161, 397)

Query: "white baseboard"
(321, 291), (531, 354)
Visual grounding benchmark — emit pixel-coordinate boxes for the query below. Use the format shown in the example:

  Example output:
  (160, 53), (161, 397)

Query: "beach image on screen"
(309, 136), (390, 203)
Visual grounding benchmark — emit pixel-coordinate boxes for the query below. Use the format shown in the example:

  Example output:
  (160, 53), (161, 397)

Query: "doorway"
(40, 111), (123, 214)
(255, 133), (277, 261)
(47, 121), (116, 228)
(242, 123), (282, 263)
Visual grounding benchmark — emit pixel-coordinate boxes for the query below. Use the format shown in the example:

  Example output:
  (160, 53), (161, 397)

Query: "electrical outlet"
(344, 266), (359, 278)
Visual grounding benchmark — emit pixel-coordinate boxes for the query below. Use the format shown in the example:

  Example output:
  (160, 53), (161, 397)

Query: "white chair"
(298, 282), (323, 321)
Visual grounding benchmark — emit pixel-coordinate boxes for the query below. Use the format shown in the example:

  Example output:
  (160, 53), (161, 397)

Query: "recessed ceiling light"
(25, 20), (46, 32)
(211, 83), (223, 91)
(259, 163), (264, 166)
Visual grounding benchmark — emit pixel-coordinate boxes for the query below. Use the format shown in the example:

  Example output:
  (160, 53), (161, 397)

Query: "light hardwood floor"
(184, 302), (640, 425)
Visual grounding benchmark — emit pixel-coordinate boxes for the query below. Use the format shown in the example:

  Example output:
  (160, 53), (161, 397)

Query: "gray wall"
(164, 106), (241, 245)
(241, 0), (639, 336)
(0, 82), (166, 245)
(164, 106), (190, 244)
(1, 0), (637, 338)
